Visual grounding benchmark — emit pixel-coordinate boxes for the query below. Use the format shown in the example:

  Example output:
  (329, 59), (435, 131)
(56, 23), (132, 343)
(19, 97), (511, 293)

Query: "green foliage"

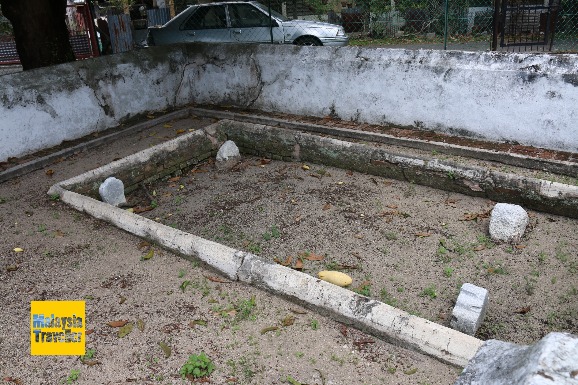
(310, 319), (319, 330)
(355, 283), (371, 296)
(180, 352), (215, 379)
(420, 285), (437, 299)
(235, 296), (256, 322)
(65, 369), (80, 384)
(262, 225), (281, 241)
(81, 348), (96, 360)
(380, 288), (397, 306)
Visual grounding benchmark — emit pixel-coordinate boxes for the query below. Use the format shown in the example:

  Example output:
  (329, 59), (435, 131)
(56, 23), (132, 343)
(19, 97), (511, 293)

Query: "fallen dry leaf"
(301, 164), (310, 170)
(290, 308), (307, 314)
(107, 320), (129, 328)
(514, 306), (531, 314)
(274, 256), (293, 266)
(133, 206), (154, 214)
(13, 247), (23, 253)
(141, 249), (154, 261)
(146, 114), (155, 119)
(205, 275), (231, 283)
(260, 326), (279, 334)
(167, 176), (181, 182)
(159, 341), (171, 358)
(473, 245), (486, 251)
(294, 259), (304, 270)
(118, 323), (133, 338)
(163, 123), (172, 128)
(45, 169), (54, 177)
(190, 319), (207, 328)
(175, 129), (186, 134)
(282, 314), (295, 327)
(515, 245), (526, 249)
(138, 241), (151, 249)
(85, 329), (94, 335)
(6, 265), (18, 272)
(300, 252), (324, 261)
(322, 203), (331, 210)
(137, 319), (145, 331)
(259, 158), (272, 165)
(2, 377), (23, 385)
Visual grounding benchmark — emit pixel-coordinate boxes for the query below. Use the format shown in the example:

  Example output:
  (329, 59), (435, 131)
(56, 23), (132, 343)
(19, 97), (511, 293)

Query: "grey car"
(147, 1), (348, 47)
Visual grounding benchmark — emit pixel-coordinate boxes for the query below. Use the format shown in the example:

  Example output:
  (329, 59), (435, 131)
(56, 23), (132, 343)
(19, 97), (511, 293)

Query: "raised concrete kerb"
(50, 183), (484, 367)
(238, 254), (484, 367)
(46, 118), (491, 367)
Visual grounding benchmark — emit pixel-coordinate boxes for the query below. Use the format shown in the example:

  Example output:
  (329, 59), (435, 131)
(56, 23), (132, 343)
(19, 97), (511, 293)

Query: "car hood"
(280, 19), (340, 30)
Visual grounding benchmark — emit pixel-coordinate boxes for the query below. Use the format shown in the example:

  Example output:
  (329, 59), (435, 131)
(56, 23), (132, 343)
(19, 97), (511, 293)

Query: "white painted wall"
(1, 43), (577, 162)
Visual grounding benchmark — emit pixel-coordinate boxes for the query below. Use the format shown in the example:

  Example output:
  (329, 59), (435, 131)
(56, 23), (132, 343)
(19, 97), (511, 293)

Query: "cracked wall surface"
(2, 43), (578, 162)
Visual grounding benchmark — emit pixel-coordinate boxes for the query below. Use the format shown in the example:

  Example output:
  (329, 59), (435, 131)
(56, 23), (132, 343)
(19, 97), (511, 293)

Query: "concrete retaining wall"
(2, 43), (578, 162)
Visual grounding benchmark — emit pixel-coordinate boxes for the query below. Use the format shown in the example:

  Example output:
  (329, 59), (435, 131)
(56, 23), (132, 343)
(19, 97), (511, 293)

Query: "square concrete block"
(450, 283), (488, 336)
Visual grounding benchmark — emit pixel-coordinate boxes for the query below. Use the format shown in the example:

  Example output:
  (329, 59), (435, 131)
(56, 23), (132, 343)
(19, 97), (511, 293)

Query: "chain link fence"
(273, 0), (576, 51)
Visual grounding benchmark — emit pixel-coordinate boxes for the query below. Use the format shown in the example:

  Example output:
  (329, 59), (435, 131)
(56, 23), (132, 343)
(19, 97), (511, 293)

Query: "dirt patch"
(0, 116), (460, 385)
(132, 155), (578, 345)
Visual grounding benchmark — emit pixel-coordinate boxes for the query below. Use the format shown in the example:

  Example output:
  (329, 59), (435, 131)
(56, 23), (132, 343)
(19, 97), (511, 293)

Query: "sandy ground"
(0, 114), (465, 385)
(134, 151), (578, 346)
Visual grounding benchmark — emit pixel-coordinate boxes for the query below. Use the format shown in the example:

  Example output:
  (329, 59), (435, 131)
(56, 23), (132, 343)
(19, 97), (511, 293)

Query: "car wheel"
(295, 36), (322, 46)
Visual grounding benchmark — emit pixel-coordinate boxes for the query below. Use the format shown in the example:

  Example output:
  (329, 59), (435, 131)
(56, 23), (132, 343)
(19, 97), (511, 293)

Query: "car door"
(180, 5), (231, 43)
(227, 3), (283, 44)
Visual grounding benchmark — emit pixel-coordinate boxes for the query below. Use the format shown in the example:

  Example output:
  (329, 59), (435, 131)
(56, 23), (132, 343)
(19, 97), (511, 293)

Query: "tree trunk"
(0, 0), (75, 70)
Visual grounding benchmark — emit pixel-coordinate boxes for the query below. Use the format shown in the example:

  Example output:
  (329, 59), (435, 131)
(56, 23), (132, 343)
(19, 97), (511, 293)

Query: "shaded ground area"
(132, 153), (578, 346)
(0, 114), (461, 384)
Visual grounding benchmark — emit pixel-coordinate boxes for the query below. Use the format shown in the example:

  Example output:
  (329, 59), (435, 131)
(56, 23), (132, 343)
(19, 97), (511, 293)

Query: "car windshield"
(251, 2), (290, 22)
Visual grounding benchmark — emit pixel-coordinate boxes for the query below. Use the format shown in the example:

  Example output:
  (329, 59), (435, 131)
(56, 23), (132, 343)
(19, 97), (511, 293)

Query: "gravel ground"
(0, 114), (463, 385)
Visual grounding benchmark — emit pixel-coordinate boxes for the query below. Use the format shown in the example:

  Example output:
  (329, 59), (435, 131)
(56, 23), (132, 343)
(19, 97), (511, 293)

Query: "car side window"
(228, 4), (271, 28)
(183, 5), (227, 30)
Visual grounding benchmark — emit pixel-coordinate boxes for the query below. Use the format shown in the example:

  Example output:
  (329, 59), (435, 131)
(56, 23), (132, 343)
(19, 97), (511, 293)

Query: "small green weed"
(443, 266), (453, 278)
(150, 200), (158, 208)
(555, 243), (569, 263)
(380, 288), (397, 306)
(524, 276), (537, 296)
(384, 232), (397, 241)
(311, 319), (319, 330)
(81, 348), (96, 361)
(420, 285), (437, 299)
(247, 242), (262, 254)
(235, 296), (256, 322)
(476, 235), (494, 249)
(262, 225), (281, 241)
(50, 194), (60, 201)
(355, 283), (371, 297)
(178, 269), (186, 278)
(180, 352), (215, 379)
(483, 261), (508, 275)
(65, 369), (80, 384)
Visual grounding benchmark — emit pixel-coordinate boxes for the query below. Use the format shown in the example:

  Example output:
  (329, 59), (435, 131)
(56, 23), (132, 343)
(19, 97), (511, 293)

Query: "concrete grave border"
(48, 117), (578, 368)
